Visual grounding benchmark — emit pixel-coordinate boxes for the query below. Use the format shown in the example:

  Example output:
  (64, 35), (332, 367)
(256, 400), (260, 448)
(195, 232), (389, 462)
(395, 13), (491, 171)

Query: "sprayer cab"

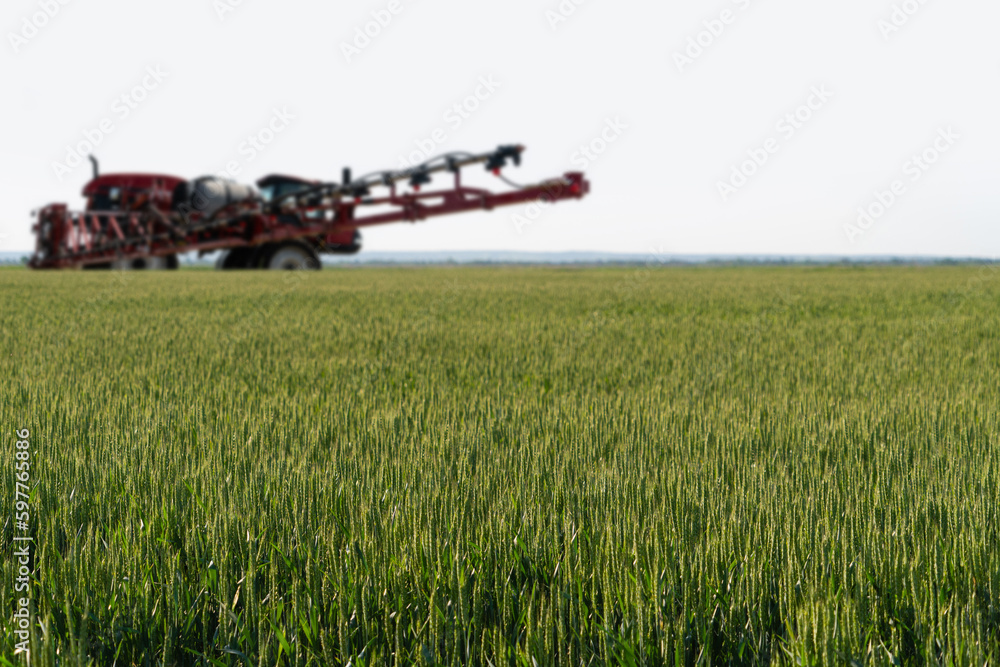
(256, 175), (320, 207)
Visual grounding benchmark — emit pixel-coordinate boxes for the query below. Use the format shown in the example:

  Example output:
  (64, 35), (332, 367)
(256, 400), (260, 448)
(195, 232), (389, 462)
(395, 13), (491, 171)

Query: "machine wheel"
(264, 243), (321, 270)
(111, 254), (178, 270)
(217, 247), (257, 270)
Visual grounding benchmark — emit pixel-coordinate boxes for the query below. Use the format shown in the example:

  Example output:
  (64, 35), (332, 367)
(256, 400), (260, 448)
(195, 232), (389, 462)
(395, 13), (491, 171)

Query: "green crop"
(1, 265), (998, 666)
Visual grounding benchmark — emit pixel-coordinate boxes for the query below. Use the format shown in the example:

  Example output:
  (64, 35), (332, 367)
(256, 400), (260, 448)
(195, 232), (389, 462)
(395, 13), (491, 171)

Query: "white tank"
(186, 177), (258, 219)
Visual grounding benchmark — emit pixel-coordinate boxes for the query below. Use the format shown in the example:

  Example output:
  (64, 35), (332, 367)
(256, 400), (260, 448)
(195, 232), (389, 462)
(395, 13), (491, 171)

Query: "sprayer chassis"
(28, 146), (589, 270)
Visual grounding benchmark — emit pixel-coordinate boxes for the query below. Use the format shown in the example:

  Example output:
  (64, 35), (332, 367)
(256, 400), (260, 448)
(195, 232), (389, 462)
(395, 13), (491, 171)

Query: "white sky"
(1, 0), (998, 256)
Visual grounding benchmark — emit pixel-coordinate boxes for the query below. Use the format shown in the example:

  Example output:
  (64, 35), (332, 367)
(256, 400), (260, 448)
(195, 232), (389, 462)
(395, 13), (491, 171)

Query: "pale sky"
(2, 0), (998, 257)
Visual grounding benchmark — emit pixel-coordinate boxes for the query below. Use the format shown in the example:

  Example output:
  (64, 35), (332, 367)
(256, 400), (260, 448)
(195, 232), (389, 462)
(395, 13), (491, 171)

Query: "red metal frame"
(28, 147), (589, 269)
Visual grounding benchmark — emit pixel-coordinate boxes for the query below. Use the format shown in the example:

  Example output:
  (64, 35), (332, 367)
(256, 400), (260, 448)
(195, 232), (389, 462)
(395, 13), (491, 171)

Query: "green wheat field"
(1, 265), (998, 666)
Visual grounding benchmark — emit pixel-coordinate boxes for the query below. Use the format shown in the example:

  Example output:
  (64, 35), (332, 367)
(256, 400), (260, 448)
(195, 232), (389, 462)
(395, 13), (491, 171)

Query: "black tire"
(110, 255), (177, 270)
(216, 247), (257, 270)
(264, 242), (321, 270)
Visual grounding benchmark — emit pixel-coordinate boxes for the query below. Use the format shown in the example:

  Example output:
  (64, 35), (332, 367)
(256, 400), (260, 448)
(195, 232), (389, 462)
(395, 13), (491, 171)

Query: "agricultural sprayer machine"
(28, 146), (589, 270)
